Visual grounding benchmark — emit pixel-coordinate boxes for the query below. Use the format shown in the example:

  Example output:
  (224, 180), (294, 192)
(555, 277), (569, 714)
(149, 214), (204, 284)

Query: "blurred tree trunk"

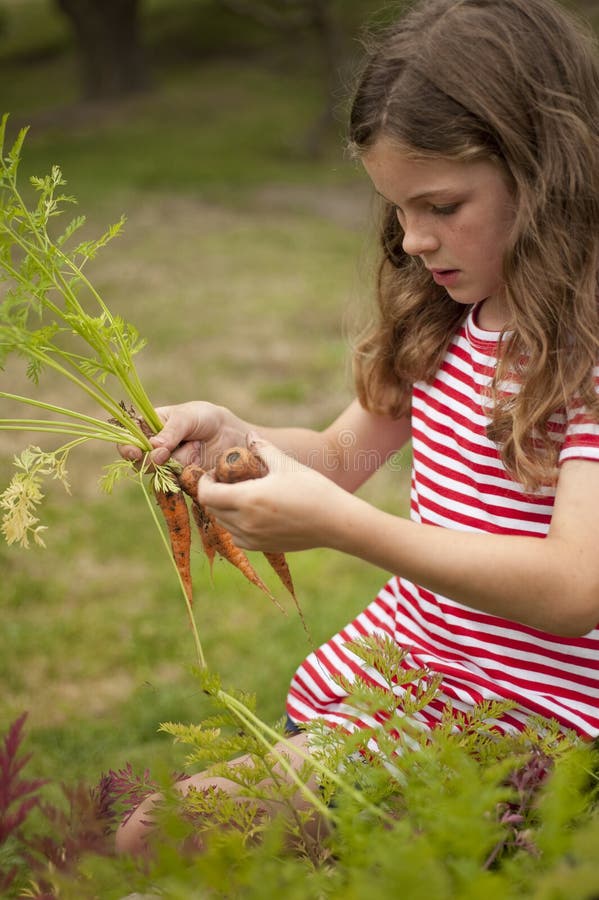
(55, 0), (148, 100)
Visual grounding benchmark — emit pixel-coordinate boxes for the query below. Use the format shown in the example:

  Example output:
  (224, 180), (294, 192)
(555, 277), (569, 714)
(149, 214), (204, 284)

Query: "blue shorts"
(285, 715), (303, 736)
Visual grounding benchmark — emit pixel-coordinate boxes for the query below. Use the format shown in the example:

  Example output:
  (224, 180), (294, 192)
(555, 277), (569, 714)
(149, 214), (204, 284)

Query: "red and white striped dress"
(286, 304), (599, 739)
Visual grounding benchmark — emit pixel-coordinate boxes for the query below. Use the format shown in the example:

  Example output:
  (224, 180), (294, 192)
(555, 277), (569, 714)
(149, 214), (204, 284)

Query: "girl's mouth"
(430, 269), (460, 287)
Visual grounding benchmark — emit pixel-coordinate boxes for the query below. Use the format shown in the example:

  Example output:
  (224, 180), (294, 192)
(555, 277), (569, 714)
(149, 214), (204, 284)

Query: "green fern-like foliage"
(1, 649), (598, 899)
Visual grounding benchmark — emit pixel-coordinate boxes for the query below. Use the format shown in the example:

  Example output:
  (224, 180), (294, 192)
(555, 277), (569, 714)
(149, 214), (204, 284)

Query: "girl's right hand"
(118, 401), (246, 470)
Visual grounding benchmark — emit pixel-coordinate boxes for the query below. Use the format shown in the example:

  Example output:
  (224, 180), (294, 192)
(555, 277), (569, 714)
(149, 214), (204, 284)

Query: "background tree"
(51, 0), (349, 152)
(50, 0), (599, 106)
(55, 0), (148, 100)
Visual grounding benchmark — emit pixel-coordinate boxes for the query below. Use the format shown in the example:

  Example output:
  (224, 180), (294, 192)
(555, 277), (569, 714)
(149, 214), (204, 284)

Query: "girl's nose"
(401, 219), (440, 257)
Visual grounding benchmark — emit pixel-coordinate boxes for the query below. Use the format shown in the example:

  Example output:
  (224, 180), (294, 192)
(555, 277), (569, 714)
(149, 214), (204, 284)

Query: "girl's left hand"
(196, 436), (347, 553)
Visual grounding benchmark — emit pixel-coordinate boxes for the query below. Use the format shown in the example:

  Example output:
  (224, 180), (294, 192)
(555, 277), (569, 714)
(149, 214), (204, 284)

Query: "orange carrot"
(154, 486), (193, 607)
(190, 500), (216, 575)
(263, 550), (310, 640)
(202, 508), (285, 612)
(178, 463), (284, 612)
(214, 446), (267, 483)
(212, 446), (305, 633)
(178, 462), (207, 499)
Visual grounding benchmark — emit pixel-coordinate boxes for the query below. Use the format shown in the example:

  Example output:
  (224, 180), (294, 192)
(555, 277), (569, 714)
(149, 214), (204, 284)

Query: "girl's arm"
(199, 445), (599, 638)
(327, 456), (599, 637)
(125, 398), (410, 493)
(260, 399), (411, 493)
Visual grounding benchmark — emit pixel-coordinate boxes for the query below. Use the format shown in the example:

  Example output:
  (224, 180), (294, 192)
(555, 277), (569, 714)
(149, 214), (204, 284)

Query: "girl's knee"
(115, 790), (163, 856)
(115, 735), (316, 857)
(114, 774), (243, 856)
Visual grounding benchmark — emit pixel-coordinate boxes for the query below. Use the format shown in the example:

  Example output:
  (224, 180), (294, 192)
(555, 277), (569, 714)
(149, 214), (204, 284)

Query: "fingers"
(116, 402), (221, 470)
(197, 440), (295, 520)
(117, 442), (144, 463)
(146, 403), (221, 467)
(116, 407), (170, 465)
(146, 406), (183, 461)
(198, 437), (299, 511)
(197, 469), (238, 511)
(147, 440), (172, 466)
(247, 432), (300, 476)
(126, 404), (202, 467)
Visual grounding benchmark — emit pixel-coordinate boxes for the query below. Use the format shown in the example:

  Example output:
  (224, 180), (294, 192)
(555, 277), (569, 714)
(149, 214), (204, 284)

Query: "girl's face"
(362, 137), (516, 328)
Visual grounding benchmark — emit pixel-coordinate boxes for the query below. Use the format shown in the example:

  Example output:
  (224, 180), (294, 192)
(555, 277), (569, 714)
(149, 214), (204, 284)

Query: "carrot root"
(178, 463), (284, 612)
(154, 486), (193, 607)
(263, 550), (310, 640)
(214, 446), (267, 483)
(178, 463), (207, 498)
(190, 500), (216, 580)
(211, 445), (307, 631)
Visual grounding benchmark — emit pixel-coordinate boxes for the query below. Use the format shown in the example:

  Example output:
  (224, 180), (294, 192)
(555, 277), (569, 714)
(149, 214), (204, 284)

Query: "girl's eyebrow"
(375, 188), (458, 206)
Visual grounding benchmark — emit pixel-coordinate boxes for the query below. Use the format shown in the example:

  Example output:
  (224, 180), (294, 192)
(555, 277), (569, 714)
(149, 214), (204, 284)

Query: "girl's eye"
(432, 203), (459, 216)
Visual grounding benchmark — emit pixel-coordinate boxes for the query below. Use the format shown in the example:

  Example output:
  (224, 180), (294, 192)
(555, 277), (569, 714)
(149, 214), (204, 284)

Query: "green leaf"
(73, 216), (126, 261)
(99, 459), (136, 494)
(56, 214), (86, 247)
(4, 125), (29, 178)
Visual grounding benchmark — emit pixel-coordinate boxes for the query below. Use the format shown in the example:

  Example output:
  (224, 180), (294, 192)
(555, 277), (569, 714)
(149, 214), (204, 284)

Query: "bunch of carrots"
(0, 114), (306, 645)
(153, 440), (307, 635)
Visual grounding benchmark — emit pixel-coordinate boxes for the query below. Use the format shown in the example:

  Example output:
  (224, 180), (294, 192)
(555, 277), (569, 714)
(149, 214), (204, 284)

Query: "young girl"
(117, 0), (599, 854)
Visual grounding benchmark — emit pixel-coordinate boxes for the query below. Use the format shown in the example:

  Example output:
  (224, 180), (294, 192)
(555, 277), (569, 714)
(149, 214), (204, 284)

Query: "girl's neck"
(475, 295), (510, 331)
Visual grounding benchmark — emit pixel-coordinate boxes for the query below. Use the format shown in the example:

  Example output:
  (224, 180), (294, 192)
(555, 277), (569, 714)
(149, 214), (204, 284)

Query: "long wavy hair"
(350, 0), (599, 491)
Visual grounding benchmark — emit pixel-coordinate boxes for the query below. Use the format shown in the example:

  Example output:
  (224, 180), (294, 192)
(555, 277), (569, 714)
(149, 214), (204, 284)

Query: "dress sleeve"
(559, 367), (599, 464)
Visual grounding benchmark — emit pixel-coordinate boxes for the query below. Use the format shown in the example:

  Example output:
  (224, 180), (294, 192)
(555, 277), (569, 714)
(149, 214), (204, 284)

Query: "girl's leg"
(115, 731), (322, 856)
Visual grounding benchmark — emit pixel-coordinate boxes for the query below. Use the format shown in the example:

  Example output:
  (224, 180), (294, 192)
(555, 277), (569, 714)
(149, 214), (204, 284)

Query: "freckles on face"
(362, 137), (516, 309)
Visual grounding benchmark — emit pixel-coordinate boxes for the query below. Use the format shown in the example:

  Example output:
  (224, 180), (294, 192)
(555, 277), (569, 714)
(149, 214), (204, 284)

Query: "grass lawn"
(0, 0), (411, 787)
